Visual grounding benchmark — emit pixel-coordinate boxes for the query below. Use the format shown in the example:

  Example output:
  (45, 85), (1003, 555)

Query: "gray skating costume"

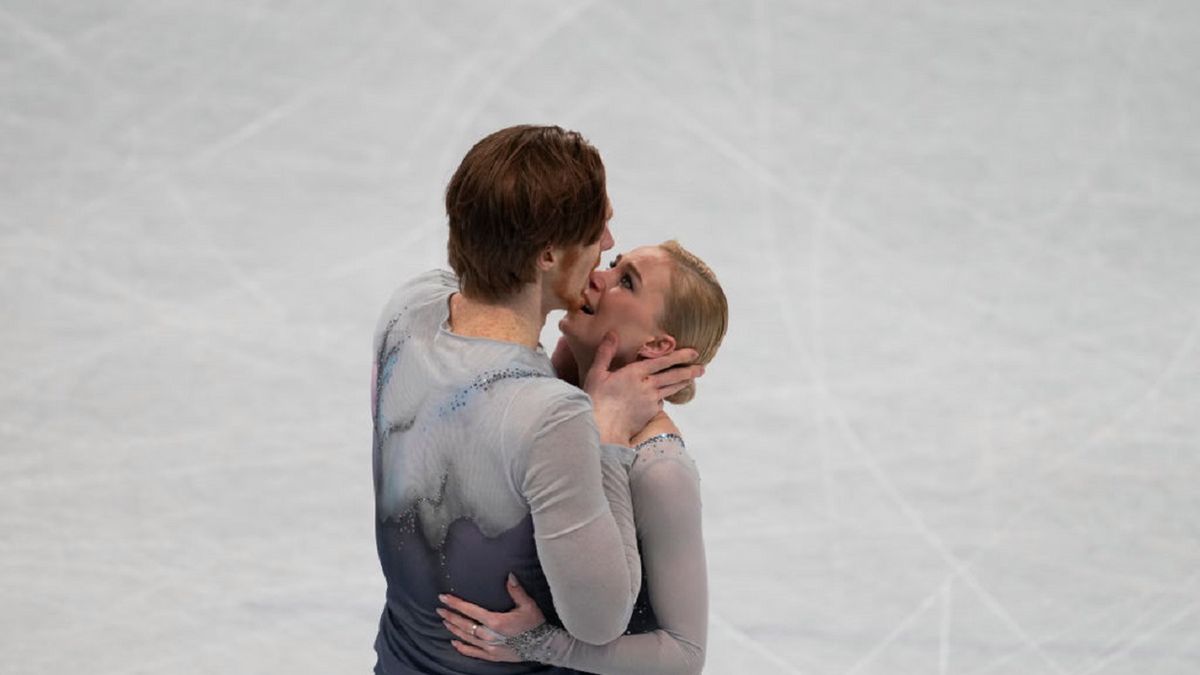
(517, 433), (707, 675)
(371, 270), (641, 674)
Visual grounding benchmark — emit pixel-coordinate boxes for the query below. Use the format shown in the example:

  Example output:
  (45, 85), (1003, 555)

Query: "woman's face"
(559, 245), (676, 366)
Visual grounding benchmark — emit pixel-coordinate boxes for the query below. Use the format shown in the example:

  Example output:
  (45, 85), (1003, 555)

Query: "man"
(371, 125), (702, 674)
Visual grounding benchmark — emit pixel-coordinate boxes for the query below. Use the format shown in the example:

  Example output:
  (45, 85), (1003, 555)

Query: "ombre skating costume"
(371, 270), (640, 675)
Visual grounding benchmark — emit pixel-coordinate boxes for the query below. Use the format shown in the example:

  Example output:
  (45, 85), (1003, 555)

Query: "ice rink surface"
(2, 1), (1199, 673)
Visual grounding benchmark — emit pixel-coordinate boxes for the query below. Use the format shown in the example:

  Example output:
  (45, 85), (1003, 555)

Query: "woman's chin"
(558, 312), (581, 334)
(558, 329), (597, 359)
(559, 310), (593, 334)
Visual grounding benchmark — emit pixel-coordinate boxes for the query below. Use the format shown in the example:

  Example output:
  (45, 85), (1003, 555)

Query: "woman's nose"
(588, 269), (607, 294)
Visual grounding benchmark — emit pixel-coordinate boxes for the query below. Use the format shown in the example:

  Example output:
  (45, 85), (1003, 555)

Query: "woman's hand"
(586, 332), (703, 445)
(437, 574), (547, 663)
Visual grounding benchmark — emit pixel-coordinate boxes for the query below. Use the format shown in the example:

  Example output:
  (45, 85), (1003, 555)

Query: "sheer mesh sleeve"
(519, 401), (642, 645)
(532, 434), (707, 675)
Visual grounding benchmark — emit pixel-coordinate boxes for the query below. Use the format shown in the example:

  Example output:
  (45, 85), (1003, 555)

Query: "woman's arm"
(441, 432), (707, 675)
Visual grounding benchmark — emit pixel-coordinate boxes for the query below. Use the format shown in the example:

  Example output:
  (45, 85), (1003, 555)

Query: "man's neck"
(448, 287), (546, 349)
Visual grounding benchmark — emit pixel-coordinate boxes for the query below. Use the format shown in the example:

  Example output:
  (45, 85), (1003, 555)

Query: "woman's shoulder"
(630, 412), (681, 448)
(629, 413), (697, 480)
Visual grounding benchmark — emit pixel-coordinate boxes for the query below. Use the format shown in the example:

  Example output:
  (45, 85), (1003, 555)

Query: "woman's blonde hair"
(657, 240), (728, 405)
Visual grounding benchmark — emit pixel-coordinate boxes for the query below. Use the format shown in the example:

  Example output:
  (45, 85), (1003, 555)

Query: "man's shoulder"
(375, 269), (457, 336)
(503, 376), (593, 428)
(502, 377), (599, 470)
(522, 375), (590, 405)
(392, 269), (458, 307)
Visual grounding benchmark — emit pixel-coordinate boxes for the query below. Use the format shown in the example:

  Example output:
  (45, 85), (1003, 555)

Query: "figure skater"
(371, 126), (705, 674)
(439, 241), (728, 675)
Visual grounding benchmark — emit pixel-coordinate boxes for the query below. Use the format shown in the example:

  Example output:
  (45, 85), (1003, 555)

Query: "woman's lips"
(579, 288), (599, 315)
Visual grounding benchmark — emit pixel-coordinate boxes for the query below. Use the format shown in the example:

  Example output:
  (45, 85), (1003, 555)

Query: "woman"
(437, 240), (728, 675)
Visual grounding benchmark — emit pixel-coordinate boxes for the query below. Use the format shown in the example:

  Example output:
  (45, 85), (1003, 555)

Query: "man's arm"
(521, 405), (641, 644)
(533, 435), (707, 675)
(521, 336), (704, 643)
(442, 435), (707, 674)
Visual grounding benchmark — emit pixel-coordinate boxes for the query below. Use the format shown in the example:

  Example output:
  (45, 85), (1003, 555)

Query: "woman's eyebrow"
(614, 254), (643, 286)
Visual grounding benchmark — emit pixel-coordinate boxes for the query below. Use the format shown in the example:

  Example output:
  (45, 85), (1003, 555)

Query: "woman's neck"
(550, 338), (581, 385)
(564, 342), (631, 388)
(631, 410), (679, 447)
(570, 348), (594, 385)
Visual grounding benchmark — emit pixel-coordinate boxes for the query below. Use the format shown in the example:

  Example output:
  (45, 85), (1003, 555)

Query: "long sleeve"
(534, 435), (707, 675)
(519, 403), (642, 645)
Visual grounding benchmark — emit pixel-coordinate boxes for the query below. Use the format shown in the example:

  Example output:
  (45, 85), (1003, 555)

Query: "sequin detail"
(374, 337), (413, 437)
(503, 623), (559, 662)
(373, 305), (410, 429)
(385, 418), (415, 436)
(634, 433), (685, 451)
(437, 368), (549, 417)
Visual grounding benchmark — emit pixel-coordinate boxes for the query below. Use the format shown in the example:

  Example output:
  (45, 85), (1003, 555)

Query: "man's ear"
(537, 246), (559, 272)
(637, 334), (677, 360)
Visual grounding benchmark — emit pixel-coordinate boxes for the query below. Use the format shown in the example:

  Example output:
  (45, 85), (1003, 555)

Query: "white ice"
(2, 1), (1198, 673)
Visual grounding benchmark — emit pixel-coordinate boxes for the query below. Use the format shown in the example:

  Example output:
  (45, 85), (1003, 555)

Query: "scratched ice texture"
(1, 1), (1198, 673)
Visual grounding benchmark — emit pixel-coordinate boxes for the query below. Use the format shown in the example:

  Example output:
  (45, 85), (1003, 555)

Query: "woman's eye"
(620, 273), (633, 290)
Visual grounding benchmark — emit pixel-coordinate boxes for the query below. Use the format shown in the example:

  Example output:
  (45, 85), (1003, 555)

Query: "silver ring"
(471, 623), (479, 638)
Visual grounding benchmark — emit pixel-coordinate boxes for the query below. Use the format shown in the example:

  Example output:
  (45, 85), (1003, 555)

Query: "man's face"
(553, 203), (614, 312)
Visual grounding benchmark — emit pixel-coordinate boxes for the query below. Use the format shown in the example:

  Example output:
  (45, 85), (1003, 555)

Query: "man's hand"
(585, 332), (704, 445)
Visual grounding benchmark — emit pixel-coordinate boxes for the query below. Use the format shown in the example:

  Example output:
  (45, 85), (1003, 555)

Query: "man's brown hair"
(446, 125), (609, 302)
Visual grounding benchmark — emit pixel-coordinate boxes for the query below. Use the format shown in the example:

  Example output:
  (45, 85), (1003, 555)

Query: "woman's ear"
(637, 334), (677, 360)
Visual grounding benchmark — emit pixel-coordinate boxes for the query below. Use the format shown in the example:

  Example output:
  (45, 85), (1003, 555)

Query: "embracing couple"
(371, 125), (727, 674)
